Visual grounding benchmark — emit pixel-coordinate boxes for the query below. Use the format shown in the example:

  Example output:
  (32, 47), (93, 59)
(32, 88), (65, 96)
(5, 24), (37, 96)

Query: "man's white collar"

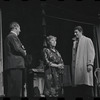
(11, 31), (17, 36)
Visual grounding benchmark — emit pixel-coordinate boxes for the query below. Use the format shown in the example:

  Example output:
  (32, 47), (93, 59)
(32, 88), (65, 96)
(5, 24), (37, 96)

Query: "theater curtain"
(0, 10), (4, 96)
(93, 24), (100, 97)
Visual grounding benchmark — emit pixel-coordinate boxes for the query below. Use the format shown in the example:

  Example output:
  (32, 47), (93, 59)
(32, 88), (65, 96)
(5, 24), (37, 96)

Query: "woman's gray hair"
(46, 35), (57, 41)
(43, 35), (57, 47)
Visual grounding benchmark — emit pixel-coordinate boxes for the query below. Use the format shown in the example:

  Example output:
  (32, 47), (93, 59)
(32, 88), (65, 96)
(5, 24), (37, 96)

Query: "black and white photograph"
(0, 0), (100, 100)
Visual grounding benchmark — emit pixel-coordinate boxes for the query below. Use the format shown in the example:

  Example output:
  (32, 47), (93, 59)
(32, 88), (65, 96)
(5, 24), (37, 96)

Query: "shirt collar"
(11, 31), (17, 36)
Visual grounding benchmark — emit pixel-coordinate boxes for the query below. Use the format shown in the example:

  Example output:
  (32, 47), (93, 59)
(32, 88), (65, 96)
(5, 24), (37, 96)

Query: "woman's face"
(49, 38), (57, 47)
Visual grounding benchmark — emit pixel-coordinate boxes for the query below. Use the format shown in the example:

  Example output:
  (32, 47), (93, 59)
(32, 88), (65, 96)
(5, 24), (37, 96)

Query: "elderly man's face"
(74, 29), (81, 38)
(16, 26), (21, 35)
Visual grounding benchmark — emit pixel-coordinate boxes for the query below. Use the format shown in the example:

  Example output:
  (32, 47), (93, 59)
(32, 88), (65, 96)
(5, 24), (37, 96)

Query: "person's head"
(10, 22), (21, 35)
(46, 35), (57, 48)
(74, 26), (83, 38)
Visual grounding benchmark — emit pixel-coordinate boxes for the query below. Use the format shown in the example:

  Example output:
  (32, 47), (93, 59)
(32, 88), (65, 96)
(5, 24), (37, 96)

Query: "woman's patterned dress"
(43, 48), (64, 97)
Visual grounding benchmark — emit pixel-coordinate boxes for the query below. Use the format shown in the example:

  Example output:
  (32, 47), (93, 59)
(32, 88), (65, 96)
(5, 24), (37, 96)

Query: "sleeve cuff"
(87, 64), (93, 67)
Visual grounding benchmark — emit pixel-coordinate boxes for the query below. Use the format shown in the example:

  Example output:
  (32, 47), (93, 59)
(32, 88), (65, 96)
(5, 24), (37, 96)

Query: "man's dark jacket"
(4, 32), (26, 70)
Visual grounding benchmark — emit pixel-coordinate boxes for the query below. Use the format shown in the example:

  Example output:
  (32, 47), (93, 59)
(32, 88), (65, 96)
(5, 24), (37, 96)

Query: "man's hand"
(87, 65), (92, 72)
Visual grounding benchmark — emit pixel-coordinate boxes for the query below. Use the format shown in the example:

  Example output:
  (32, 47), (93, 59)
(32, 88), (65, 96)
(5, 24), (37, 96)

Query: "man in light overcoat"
(72, 26), (95, 98)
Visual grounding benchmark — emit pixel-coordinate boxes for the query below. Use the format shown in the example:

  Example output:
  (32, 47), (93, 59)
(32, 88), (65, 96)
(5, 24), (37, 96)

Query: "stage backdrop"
(42, 3), (99, 96)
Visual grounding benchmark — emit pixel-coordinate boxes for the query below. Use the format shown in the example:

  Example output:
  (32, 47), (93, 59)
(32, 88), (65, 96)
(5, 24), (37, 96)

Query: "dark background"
(1, 0), (99, 67)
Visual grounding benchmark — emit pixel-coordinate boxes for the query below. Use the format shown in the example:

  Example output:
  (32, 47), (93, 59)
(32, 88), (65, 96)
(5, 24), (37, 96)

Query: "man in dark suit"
(4, 22), (26, 97)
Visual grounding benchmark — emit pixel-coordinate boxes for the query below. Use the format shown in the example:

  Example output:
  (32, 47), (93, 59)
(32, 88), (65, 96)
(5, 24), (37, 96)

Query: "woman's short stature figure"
(43, 35), (64, 97)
